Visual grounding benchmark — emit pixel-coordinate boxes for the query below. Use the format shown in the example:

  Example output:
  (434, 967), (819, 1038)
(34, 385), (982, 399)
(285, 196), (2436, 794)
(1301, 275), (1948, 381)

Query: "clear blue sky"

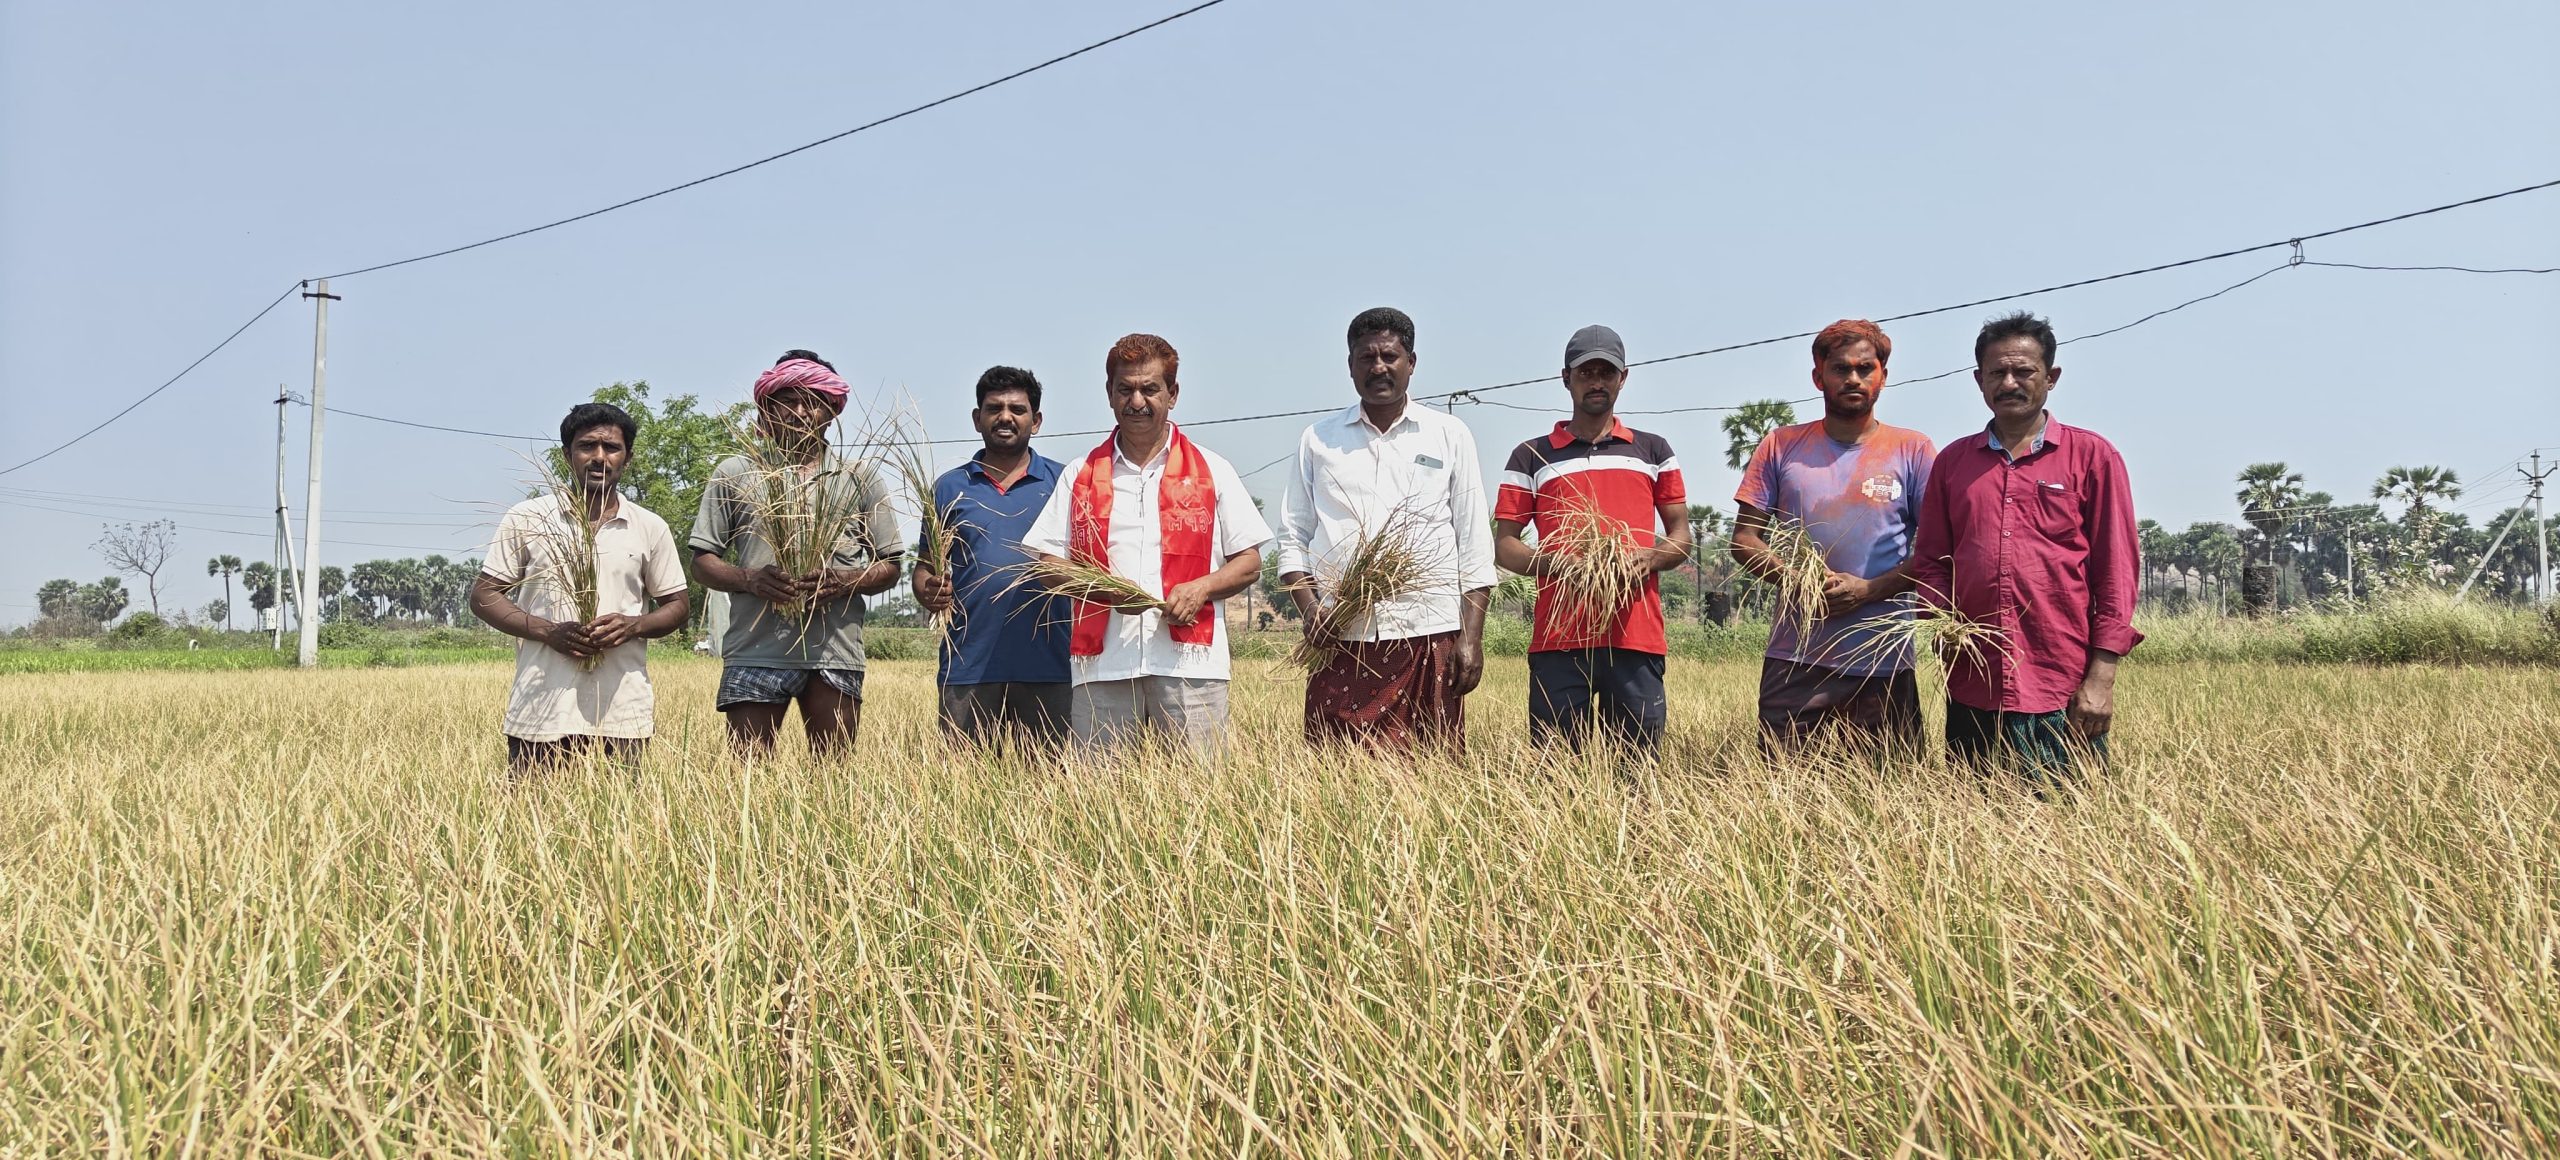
(4, 0), (2555, 624)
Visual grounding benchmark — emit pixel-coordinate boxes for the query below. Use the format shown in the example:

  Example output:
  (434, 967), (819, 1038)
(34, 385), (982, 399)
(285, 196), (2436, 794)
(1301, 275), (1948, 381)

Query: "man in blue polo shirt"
(912, 366), (1073, 746)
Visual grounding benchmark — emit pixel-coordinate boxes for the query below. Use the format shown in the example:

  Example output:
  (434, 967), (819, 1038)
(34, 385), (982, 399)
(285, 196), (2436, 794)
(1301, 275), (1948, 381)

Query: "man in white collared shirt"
(471, 403), (692, 775)
(1022, 333), (1273, 756)
(1277, 307), (1497, 752)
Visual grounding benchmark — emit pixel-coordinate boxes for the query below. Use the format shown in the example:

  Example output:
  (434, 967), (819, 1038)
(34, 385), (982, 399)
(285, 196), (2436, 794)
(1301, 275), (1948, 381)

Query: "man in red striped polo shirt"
(1493, 324), (1694, 754)
(1911, 312), (2143, 784)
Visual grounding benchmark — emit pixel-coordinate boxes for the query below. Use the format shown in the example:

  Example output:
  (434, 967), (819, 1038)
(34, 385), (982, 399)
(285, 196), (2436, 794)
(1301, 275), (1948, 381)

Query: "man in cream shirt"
(1022, 333), (1272, 756)
(470, 402), (692, 774)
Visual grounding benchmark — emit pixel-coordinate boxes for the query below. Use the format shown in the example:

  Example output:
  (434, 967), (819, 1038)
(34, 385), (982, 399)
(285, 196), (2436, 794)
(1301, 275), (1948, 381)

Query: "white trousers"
(1071, 676), (1230, 757)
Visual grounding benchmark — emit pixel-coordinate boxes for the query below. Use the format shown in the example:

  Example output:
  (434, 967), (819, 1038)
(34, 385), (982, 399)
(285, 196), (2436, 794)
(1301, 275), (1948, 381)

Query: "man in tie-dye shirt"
(1729, 319), (1935, 755)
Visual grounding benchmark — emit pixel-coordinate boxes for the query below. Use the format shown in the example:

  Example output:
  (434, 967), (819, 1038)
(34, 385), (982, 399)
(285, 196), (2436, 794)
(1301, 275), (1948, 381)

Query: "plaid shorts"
(714, 666), (864, 711)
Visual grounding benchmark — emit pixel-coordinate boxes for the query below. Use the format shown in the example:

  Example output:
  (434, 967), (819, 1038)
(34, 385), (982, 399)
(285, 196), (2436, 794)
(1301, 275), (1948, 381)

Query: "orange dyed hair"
(1106, 333), (1180, 390)
(1812, 319), (1892, 367)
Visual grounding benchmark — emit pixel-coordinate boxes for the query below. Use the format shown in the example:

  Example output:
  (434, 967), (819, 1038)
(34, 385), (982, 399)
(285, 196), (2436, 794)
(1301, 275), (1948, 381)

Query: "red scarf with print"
(1068, 425), (1217, 656)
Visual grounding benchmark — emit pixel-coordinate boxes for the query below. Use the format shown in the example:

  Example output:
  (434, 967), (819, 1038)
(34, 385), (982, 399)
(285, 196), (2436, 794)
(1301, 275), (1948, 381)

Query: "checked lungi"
(1302, 629), (1463, 753)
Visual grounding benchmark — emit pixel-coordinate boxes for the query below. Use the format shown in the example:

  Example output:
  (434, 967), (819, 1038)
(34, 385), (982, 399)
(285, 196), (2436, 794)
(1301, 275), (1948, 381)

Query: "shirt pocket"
(2030, 481), (2084, 544)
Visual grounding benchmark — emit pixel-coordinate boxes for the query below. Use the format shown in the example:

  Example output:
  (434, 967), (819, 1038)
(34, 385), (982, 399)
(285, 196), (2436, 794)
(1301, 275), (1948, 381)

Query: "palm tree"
(1720, 400), (1798, 470)
(205, 555), (243, 631)
(1685, 503), (1729, 622)
(2234, 463), (2305, 568)
(2234, 463), (2304, 611)
(2136, 519), (2173, 605)
(36, 578), (80, 619)
(2372, 465), (2462, 576)
(2372, 464), (2461, 521)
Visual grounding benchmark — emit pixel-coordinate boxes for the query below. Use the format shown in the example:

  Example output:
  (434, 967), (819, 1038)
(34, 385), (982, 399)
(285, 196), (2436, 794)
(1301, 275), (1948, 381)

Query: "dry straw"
(1535, 493), (1649, 637)
(725, 414), (875, 627)
(1835, 604), (2011, 675)
(1753, 514), (1834, 644)
(872, 405), (960, 639)
(998, 554), (1167, 622)
(521, 452), (607, 671)
(1287, 506), (1444, 671)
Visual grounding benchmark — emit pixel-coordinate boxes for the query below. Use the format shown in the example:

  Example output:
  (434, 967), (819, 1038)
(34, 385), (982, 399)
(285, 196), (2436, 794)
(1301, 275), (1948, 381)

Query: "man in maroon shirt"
(1910, 312), (2142, 782)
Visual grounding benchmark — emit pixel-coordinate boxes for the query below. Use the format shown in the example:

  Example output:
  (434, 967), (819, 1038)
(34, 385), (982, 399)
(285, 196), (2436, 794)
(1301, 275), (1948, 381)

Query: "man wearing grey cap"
(1491, 325), (1694, 755)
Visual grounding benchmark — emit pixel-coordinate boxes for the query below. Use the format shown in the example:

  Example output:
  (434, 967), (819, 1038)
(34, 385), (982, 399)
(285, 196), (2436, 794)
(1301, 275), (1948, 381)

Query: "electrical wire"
(0, 496), (475, 554)
(2304, 261), (2558, 275)
(13, 179), (2555, 486)
(0, 283), (302, 478)
(1420, 179), (2560, 404)
(316, 1), (1238, 281)
(0, 484), (460, 519)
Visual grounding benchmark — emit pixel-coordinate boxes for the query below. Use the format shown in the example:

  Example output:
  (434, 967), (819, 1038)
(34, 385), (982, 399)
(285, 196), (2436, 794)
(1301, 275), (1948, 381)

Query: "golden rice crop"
(1, 655), (2553, 1155)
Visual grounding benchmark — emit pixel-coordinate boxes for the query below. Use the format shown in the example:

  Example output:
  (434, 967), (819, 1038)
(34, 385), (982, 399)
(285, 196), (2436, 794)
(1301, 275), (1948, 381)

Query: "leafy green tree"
(205, 555), (242, 630)
(203, 598), (230, 627)
(1720, 400), (1797, 470)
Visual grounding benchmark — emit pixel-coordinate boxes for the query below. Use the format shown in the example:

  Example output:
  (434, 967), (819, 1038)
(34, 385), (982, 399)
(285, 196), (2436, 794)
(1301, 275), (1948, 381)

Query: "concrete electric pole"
(295, 280), (339, 668)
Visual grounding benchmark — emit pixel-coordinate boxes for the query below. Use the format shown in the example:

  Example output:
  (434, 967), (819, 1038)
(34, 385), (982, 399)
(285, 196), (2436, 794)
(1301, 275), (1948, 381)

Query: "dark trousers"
(1528, 648), (1666, 753)
(1756, 657), (1923, 758)
(939, 681), (1073, 749)
(1944, 700), (2107, 786)
(505, 734), (645, 776)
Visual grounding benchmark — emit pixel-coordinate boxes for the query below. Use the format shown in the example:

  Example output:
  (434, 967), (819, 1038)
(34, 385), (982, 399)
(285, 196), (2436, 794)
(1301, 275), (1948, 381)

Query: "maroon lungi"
(1302, 630), (1464, 753)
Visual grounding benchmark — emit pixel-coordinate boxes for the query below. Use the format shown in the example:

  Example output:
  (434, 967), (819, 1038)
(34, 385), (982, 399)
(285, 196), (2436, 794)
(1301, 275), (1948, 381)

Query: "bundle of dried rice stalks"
(726, 416), (875, 627)
(871, 406), (960, 637)
(1286, 508), (1444, 671)
(522, 453), (607, 671)
(998, 555), (1168, 622)
(1534, 493), (1649, 638)
(1753, 515), (1833, 643)
(1834, 605), (2011, 676)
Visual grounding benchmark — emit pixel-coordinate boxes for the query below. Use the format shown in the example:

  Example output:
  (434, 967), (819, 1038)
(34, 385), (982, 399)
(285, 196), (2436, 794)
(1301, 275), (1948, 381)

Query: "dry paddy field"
(1, 656), (2554, 1156)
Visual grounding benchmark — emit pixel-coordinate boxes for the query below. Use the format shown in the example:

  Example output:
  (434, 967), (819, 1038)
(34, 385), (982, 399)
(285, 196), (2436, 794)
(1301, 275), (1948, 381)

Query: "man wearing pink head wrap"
(752, 355), (851, 410)
(690, 349), (903, 759)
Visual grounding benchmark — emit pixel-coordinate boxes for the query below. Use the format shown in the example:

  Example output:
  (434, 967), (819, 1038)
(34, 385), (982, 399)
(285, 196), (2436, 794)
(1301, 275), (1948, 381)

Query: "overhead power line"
(0, 283), (302, 479)
(2303, 261), (2558, 274)
(9, 176), (2557, 482)
(0, 496), (472, 555)
(317, 0), (1237, 281)
(0, 3), (1242, 480)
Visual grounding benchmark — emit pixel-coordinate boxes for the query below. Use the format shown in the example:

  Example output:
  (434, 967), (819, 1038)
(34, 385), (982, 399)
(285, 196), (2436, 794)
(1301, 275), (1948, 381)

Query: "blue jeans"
(1527, 648), (1666, 754)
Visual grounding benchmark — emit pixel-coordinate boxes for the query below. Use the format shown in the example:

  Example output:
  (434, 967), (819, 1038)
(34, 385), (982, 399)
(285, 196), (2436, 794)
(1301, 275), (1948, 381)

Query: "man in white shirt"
(1277, 307), (1496, 752)
(1022, 333), (1273, 756)
(470, 403), (692, 775)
